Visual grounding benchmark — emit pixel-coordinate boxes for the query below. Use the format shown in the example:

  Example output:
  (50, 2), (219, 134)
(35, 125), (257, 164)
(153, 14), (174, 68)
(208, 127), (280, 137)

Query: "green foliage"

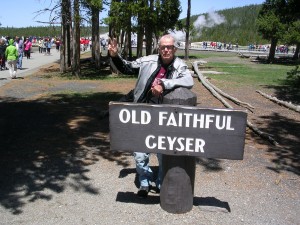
(284, 20), (300, 45)
(158, 0), (181, 33)
(256, 0), (287, 42)
(106, 0), (133, 36)
(108, 0), (181, 36)
(286, 66), (300, 86)
(84, 0), (103, 9)
(256, 10), (285, 41)
(0, 26), (61, 38)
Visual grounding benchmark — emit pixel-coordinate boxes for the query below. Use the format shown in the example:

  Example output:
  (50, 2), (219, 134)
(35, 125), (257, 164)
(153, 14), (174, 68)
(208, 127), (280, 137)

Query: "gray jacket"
(111, 54), (194, 103)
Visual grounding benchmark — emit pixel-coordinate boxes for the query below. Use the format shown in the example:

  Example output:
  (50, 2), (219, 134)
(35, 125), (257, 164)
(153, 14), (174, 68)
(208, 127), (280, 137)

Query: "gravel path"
(0, 53), (299, 225)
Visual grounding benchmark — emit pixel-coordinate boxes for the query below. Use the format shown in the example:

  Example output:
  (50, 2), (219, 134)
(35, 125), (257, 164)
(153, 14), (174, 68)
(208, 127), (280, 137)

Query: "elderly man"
(108, 34), (194, 198)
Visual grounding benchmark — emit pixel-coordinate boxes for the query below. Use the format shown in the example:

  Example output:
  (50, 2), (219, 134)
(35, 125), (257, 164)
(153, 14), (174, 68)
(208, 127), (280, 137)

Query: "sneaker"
(154, 186), (160, 194)
(149, 185), (160, 194)
(137, 186), (149, 198)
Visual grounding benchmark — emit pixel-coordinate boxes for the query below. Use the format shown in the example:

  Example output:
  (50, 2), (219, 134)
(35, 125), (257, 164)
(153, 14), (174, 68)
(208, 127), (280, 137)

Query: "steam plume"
(193, 10), (226, 32)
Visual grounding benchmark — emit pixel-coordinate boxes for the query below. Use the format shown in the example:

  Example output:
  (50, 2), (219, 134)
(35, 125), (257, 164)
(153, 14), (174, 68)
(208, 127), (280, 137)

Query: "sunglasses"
(159, 45), (174, 50)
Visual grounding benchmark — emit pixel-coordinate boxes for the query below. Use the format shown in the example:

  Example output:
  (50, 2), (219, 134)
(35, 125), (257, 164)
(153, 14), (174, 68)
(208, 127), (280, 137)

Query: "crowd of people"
(0, 34), (109, 79)
(248, 43), (269, 52)
(199, 41), (239, 50)
(189, 41), (294, 54)
(37, 37), (60, 55)
(0, 36), (27, 78)
(0, 35), (61, 79)
(248, 43), (294, 54)
(80, 37), (90, 51)
(79, 37), (107, 52)
(0, 35), (108, 75)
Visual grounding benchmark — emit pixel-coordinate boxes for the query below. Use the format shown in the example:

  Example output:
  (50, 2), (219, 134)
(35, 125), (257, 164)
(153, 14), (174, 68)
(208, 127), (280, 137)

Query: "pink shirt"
(24, 41), (32, 51)
(152, 66), (167, 88)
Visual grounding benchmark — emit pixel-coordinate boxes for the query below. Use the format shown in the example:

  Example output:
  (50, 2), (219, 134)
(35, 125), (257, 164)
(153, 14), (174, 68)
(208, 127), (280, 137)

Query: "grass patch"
(178, 51), (237, 59)
(198, 57), (297, 88)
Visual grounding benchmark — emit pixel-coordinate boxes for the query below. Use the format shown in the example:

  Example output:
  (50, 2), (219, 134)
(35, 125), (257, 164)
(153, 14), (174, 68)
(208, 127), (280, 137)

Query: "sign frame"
(109, 101), (247, 160)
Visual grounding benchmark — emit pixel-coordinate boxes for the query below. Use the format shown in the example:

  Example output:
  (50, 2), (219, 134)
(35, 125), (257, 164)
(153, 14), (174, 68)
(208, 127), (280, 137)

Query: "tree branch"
(256, 90), (300, 113)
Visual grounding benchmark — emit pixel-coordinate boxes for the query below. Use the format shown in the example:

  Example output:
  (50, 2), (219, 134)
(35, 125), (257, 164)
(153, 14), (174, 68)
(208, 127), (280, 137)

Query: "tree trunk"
(292, 43), (299, 60)
(137, 26), (144, 57)
(145, 27), (152, 56)
(72, 0), (80, 78)
(60, 25), (66, 73)
(136, 1), (145, 58)
(91, 6), (101, 69)
(184, 0), (191, 60)
(152, 36), (158, 54)
(127, 26), (132, 60)
(66, 0), (72, 68)
(145, 0), (154, 56)
(122, 6), (133, 60)
(60, 0), (67, 73)
(256, 90), (300, 112)
(268, 37), (277, 63)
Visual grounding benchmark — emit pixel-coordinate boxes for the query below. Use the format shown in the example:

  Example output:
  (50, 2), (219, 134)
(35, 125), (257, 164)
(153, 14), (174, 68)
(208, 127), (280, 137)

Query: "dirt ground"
(0, 56), (299, 224)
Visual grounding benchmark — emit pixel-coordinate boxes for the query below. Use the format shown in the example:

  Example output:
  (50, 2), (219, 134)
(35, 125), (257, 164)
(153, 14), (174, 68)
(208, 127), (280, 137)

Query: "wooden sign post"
(109, 88), (247, 213)
(159, 88), (197, 214)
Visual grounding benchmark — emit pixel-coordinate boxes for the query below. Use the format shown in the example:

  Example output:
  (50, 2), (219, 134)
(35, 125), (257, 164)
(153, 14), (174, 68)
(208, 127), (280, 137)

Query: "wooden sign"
(109, 102), (247, 160)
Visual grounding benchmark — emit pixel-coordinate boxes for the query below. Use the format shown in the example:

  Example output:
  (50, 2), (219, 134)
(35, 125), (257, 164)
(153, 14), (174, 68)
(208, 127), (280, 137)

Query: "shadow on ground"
(263, 112), (300, 175)
(0, 92), (131, 214)
(115, 193), (230, 213)
(263, 84), (300, 105)
(247, 110), (300, 175)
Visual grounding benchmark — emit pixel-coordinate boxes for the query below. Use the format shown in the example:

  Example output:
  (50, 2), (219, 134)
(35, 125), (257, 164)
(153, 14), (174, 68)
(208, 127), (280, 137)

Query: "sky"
(0, 0), (265, 28)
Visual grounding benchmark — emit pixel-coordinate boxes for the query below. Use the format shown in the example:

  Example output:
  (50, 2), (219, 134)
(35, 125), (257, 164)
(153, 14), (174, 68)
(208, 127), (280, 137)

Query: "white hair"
(158, 34), (179, 47)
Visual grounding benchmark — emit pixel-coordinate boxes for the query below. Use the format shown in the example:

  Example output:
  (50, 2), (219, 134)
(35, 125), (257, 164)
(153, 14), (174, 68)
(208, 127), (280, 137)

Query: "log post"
(160, 87), (197, 214)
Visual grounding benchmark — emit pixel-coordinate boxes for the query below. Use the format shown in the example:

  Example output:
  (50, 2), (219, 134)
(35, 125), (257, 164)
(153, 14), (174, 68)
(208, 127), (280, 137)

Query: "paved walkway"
(0, 48), (60, 87)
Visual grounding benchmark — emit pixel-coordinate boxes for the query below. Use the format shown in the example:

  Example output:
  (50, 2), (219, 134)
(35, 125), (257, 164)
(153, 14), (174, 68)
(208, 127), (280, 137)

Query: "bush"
(286, 66), (300, 87)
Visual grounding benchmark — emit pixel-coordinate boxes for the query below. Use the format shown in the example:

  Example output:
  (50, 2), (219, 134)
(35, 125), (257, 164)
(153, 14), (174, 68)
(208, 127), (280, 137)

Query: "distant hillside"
(184, 4), (267, 46)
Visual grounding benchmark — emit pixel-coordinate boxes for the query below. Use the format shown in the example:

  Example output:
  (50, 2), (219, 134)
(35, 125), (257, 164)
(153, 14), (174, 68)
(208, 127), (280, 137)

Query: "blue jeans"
(134, 152), (162, 188)
(17, 53), (23, 69)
